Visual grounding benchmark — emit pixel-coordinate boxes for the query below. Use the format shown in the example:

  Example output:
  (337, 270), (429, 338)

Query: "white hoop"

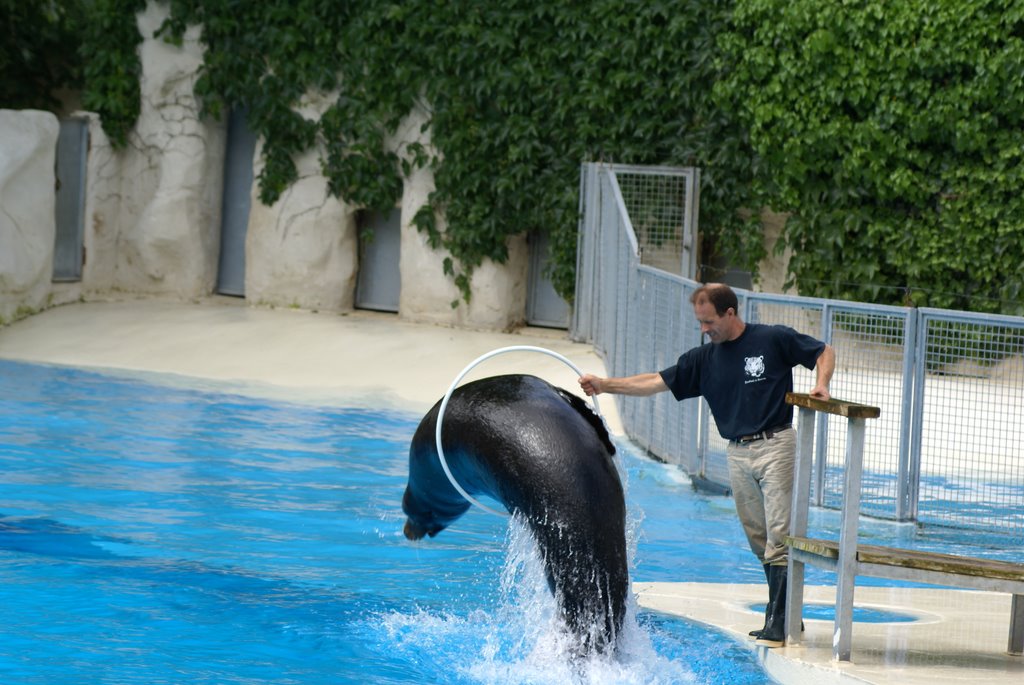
(435, 345), (602, 518)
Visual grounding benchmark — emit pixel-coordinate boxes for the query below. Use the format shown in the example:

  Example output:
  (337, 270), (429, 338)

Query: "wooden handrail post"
(784, 393), (881, 660)
(834, 415), (867, 660)
(785, 404), (816, 646)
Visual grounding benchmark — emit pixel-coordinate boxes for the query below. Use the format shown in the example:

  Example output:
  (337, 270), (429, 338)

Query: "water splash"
(379, 516), (696, 684)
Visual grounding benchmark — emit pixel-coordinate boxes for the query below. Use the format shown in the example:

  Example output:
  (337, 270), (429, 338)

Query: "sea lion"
(402, 374), (628, 652)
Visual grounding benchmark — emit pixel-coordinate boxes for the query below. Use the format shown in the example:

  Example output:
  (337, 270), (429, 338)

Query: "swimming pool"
(0, 359), (777, 684)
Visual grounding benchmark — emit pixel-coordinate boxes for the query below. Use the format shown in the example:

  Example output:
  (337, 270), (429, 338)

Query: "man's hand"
(578, 374), (604, 396)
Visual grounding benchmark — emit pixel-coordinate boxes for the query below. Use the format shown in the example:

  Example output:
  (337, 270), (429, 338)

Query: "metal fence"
(573, 163), (1024, 540)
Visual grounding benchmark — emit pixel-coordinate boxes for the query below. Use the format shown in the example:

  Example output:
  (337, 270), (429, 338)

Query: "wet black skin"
(402, 374), (627, 653)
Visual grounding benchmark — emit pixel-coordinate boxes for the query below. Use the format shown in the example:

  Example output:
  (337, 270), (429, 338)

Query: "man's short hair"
(690, 283), (738, 316)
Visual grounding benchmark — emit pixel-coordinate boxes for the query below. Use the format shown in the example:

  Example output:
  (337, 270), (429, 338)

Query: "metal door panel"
(355, 208), (401, 312)
(53, 118), (88, 281)
(526, 231), (569, 328)
(216, 109), (256, 296)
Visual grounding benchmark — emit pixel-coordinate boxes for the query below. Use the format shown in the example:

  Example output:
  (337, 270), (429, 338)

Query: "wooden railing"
(783, 392), (1024, 661)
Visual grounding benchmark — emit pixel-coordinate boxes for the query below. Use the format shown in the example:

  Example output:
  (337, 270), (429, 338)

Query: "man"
(578, 283), (835, 647)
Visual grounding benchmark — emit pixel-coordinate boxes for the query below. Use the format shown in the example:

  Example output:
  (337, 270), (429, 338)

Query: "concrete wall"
(0, 0), (530, 330)
(392, 106), (529, 330)
(111, 2), (224, 299)
(4, 1), (226, 316)
(0, 110), (59, 325)
(755, 209), (794, 294)
(245, 90), (359, 313)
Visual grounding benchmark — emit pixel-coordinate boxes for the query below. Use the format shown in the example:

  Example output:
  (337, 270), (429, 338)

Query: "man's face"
(693, 299), (732, 343)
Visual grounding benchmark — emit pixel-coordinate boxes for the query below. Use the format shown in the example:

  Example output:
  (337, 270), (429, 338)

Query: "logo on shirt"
(744, 355), (765, 381)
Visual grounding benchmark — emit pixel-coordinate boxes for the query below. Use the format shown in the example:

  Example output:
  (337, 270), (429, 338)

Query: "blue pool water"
(747, 603), (917, 624)
(0, 360), (778, 685)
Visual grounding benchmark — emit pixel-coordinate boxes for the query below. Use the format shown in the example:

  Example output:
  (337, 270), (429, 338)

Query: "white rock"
(0, 1), (532, 331)
(111, 2), (224, 298)
(0, 109), (59, 323)
(245, 149), (358, 311)
(392, 104), (528, 329)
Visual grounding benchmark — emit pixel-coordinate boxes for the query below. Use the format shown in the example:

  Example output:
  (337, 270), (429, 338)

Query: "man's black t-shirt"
(658, 323), (825, 440)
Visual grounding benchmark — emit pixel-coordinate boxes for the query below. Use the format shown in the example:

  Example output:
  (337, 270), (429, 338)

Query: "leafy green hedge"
(0, 0), (86, 110)
(717, 0), (1024, 314)
(14, 0), (1023, 313)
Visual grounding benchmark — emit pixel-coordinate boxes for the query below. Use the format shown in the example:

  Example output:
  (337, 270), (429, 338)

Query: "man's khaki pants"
(726, 428), (796, 566)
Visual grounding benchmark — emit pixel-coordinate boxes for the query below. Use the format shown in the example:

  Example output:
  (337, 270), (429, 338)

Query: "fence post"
(896, 308), (918, 520)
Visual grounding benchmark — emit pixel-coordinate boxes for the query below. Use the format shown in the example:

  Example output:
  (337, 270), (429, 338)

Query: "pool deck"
(0, 297), (624, 432)
(635, 582), (1024, 685)
(2, 298), (1021, 685)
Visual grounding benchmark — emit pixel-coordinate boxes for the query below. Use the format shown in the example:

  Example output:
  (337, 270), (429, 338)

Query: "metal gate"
(216, 109), (257, 297)
(53, 118), (88, 282)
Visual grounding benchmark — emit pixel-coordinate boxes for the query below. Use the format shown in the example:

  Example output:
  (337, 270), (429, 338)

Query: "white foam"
(379, 515), (695, 684)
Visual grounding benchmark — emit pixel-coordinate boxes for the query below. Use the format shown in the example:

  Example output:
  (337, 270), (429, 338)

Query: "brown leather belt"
(731, 424), (792, 445)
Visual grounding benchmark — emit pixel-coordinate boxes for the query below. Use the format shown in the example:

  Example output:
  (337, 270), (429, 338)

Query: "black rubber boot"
(748, 563), (771, 639)
(755, 564), (787, 647)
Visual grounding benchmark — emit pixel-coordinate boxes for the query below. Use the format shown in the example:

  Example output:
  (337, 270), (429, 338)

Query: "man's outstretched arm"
(578, 372), (668, 397)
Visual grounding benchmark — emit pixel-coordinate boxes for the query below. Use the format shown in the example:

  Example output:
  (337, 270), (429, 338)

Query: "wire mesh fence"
(612, 165), (700, 278)
(912, 311), (1024, 534)
(574, 162), (1024, 541)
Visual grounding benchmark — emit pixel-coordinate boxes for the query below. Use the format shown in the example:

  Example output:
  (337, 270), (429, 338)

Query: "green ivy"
(79, 0), (148, 148)
(79, 0), (758, 305)
(156, 0), (346, 204)
(71, 0), (1024, 314)
(717, 0), (1024, 314)
(0, 0), (85, 110)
